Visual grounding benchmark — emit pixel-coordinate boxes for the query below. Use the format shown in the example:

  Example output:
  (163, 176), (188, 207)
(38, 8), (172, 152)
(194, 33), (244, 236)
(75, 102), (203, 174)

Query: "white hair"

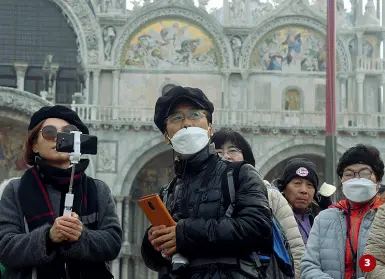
(0, 177), (19, 199)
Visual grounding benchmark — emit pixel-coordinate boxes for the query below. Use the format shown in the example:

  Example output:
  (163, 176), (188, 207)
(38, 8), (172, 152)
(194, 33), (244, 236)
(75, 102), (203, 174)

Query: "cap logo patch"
(296, 167), (309, 177)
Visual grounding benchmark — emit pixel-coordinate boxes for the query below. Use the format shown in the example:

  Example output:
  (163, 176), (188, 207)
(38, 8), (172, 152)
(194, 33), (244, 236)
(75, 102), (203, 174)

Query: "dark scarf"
(18, 158), (112, 279)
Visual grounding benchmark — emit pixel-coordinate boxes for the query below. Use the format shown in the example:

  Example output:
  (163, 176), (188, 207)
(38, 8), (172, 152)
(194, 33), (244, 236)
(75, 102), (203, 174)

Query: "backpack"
(222, 161), (295, 279)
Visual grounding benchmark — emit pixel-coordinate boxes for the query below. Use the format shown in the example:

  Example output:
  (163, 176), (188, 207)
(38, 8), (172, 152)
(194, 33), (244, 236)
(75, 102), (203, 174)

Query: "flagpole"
(325, 0), (338, 199)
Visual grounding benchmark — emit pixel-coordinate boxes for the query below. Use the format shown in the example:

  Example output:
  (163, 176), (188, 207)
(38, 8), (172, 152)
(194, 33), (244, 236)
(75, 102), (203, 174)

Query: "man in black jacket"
(141, 86), (273, 279)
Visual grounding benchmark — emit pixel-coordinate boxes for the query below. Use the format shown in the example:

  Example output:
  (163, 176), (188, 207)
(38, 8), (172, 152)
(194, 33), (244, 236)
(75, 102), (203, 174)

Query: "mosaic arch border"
(113, 7), (231, 69)
(0, 87), (53, 124)
(114, 135), (172, 196)
(51, 0), (102, 65)
(241, 15), (351, 72)
(256, 137), (347, 178)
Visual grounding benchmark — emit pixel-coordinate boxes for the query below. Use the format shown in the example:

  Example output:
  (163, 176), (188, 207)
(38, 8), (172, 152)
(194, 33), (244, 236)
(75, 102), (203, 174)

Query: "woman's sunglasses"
(39, 125), (79, 141)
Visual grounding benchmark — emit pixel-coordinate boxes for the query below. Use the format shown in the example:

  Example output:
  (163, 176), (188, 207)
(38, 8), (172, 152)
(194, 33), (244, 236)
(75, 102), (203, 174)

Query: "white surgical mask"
(342, 178), (378, 203)
(169, 127), (210, 155)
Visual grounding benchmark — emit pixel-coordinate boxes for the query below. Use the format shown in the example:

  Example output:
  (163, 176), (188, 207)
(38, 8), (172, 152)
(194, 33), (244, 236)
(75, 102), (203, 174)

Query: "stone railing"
(356, 56), (385, 72)
(68, 104), (385, 131)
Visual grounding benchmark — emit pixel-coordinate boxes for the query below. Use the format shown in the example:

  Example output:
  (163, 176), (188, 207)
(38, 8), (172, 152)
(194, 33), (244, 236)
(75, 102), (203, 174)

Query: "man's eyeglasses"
(342, 169), (373, 180)
(216, 148), (242, 158)
(39, 125), (79, 141)
(166, 110), (206, 124)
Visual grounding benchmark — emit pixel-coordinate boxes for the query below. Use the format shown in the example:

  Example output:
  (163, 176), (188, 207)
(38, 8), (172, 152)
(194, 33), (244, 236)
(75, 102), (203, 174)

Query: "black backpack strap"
(161, 176), (178, 205)
(222, 161), (264, 270)
(221, 161), (247, 217)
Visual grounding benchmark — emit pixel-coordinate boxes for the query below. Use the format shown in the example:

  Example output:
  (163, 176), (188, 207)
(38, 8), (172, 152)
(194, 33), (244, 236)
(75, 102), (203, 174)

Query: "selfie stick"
(63, 131), (82, 217)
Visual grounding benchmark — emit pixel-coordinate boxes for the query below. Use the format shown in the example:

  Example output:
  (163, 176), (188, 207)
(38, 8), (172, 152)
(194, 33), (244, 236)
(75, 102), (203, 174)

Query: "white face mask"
(169, 127), (210, 155)
(342, 178), (378, 203)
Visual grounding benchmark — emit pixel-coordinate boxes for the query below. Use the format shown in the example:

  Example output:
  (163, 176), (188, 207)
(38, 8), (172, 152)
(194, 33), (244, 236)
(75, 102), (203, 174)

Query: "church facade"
(0, 0), (385, 278)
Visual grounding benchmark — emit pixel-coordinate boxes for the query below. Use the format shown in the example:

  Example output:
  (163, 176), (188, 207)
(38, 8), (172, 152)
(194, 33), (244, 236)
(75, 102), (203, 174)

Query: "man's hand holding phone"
(148, 225), (177, 257)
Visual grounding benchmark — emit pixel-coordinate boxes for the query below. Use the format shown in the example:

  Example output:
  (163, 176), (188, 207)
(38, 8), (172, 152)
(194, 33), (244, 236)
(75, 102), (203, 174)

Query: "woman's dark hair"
(211, 130), (255, 167)
(24, 120), (45, 166)
(336, 144), (384, 182)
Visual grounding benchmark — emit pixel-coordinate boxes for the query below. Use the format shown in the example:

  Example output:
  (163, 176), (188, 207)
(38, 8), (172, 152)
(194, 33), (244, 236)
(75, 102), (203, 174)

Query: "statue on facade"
(103, 26), (116, 61)
(75, 55), (86, 94)
(130, 0), (141, 10)
(229, 0), (245, 21)
(42, 55), (57, 94)
(231, 36), (242, 67)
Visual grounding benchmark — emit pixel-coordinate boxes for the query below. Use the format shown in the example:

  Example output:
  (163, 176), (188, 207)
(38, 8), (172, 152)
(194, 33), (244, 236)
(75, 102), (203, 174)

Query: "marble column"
(84, 70), (91, 105)
(122, 256), (130, 279)
(112, 70), (121, 120)
(357, 74), (365, 113)
(357, 32), (364, 58)
(356, 0), (363, 24)
(115, 196), (123, 226)
(380, 74), (385, 128)
(339, 75), (348, 112)
(136, 209), (144, 244)
(221, 72), (230, 125)
(13, 63), (28, 91)
(91, 69), (101, 120)
(123, 197), (131, 244)
(111, 258), (120, 279)
(223, 0), (229, 24)
(244, 0), (251, 25)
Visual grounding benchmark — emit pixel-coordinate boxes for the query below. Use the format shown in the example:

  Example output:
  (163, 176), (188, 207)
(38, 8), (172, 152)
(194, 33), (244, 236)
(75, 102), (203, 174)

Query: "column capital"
(221, 71), (230, 79)
(356, 73), (365, 83)
(380, 74), (385, 85)
(113, 69), (121, 78)
(13, 62), (28, 76)
(124, 196), (131, 203)
(241, 70), (250, 81)
(115, 196), (124, 203)
(338, 73), (349, 80)
(92, 68), (101, 76)
(356, 31), (364, 39)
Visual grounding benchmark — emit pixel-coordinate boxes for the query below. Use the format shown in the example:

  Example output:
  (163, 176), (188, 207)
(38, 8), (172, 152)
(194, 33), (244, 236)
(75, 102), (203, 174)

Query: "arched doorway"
(124, 150), (174, 279)
(264, 154), (325, 187)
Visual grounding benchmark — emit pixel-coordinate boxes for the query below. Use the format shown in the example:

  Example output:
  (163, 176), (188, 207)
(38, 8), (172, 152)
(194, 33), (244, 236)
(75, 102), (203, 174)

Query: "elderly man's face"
(164, 103), (213, 141)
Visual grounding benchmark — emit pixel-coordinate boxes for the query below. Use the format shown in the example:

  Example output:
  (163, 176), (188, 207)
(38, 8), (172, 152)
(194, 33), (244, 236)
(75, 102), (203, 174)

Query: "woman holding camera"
(0, 105), (122, 279)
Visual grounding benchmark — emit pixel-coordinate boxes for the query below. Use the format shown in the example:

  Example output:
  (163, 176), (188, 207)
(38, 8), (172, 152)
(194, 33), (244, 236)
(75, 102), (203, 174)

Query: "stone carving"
(0, 128), (28, 182)
(198, 0), (209, 10)
(231, 36), (243, 67)
(251, 26), (327, 72)
(123, 19), (219, 68)
(87, 34), (99, 50)
(130, 0), (141, 11)
(42, 55), (58, 93)
(229, 75), (243, 109)
(115, 8), (229, 68)
(97, 141), (118, 173)
(251, 1), (273, 24)
(361, 0), (380, 26)
(229, 0), (245, 22)
(103, 26), (116, 61)
(88, 51), (99, 64)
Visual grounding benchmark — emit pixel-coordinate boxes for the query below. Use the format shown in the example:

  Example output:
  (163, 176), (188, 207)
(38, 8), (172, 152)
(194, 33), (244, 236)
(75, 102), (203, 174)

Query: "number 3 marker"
(359, 254), (377, 273)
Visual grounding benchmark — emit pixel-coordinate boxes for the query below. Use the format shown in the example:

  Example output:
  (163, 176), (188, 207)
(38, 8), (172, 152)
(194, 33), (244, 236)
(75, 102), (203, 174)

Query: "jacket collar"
(174, 143), (216, 177)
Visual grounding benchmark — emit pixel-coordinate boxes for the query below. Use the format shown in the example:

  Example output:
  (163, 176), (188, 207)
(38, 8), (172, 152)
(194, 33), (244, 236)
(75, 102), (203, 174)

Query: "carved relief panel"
(96, 140), (118, 173)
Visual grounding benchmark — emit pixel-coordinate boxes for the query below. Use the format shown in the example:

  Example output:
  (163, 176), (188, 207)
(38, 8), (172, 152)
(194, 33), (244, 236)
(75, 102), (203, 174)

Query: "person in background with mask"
(301, 144), (384, 279)
(212, 130), (305, 279)
(141, 86), (273, 279)
(276, 158), (320, 245)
